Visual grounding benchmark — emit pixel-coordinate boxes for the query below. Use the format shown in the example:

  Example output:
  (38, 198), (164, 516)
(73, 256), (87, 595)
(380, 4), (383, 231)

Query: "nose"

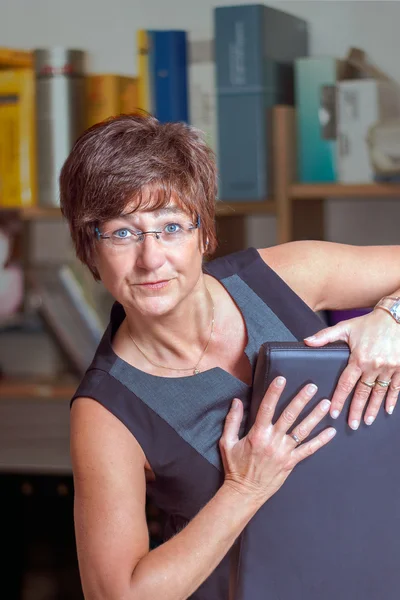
(134, 233), (167, 271)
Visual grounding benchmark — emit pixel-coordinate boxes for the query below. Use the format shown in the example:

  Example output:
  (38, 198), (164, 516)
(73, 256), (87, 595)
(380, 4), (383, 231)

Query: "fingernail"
(307, 383), (317, 394)
(350, 419), (359, 430)
(327, 428), (337, 438)
(276, 377), (285, 387)
(304, 336), (316, 342)
(321, 399), (331, 412)
(388, 405), (395, 415)
(232, 398), (240, 410)
(366, 416), (375, 425)
(331, 409), (340, 419)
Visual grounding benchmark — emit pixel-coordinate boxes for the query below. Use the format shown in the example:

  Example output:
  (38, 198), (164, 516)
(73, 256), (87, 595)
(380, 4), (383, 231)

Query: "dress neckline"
(106, 269), (253, 389)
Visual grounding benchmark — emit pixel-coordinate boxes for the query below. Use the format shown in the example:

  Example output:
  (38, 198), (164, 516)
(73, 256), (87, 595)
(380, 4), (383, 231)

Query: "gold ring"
(360, 380), (376, 389)
(376, 379), (391, 388)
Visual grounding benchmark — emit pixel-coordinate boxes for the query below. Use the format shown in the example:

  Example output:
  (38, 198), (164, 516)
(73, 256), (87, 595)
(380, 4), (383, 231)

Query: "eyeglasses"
(95, 215), (201, 249)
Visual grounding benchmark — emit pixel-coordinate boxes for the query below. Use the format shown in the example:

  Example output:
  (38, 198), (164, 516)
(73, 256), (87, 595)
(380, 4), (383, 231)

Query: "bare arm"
(259, 241), (400, 312)
(71, 397), (260, 600)
(71, 382), (335, 600)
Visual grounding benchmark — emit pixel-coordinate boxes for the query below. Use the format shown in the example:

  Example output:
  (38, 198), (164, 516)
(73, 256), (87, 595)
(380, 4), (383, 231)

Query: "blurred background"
(1, 0), (400, 597)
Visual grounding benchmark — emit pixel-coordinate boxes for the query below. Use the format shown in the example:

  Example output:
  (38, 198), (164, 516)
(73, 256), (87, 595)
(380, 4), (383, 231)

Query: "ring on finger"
(376, 379), (391, 388)
(289, 433), (301, 446)
(360, 380), (376, 389)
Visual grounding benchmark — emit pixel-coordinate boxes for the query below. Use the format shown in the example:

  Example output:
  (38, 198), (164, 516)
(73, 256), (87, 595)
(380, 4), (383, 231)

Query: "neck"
(124, 276), (215, 369)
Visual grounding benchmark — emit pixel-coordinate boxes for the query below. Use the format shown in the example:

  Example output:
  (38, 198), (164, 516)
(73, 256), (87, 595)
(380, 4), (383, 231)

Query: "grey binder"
(236, 341), (400, 600)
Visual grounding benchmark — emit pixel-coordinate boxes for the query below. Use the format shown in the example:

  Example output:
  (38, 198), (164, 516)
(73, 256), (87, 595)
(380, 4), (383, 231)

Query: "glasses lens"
(100, 221), (198, 249)
(112, 229), (138, 246)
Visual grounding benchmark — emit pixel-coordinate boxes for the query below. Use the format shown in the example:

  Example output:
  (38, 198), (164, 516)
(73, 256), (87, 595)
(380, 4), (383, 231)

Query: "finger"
(346, 372), (380, 429)
(290, 427), (337, 467)
(362, 371), (394, 425)
(274, 383), (318, 434)
(221, 398), (243, 448)
(251, 376), (286, 434)
(386, 377), (400, 415)
(304, 321), (349, 346)
(288, 398), (331, 445)
(330, 363), (363, 419)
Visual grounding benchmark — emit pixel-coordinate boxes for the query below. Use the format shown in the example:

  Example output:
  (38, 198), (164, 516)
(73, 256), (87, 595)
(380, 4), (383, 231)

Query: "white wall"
(3, 0), (400, 248)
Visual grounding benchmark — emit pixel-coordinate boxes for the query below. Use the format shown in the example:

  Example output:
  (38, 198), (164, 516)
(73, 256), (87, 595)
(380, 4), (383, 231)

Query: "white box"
(188, 40), (217, 154)
(337, 79), (400, 183)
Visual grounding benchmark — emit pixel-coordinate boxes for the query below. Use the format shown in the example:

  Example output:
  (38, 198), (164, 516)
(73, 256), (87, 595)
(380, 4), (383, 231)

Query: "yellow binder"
(137, 30), (152, 114)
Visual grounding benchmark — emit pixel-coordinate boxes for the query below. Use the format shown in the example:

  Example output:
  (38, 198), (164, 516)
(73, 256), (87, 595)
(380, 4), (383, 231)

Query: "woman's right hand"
(219, 377), (336, 507)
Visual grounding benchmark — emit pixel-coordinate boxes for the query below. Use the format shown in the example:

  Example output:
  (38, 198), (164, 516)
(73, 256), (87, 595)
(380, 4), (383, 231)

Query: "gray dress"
(71, 247), (325, 599)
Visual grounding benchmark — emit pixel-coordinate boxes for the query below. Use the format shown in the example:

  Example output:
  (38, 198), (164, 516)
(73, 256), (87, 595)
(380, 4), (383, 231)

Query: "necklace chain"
(127, 290), (215, 375)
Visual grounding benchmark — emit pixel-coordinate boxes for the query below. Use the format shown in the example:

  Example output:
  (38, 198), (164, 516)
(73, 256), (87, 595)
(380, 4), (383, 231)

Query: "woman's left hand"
(304, 310), (400, 429)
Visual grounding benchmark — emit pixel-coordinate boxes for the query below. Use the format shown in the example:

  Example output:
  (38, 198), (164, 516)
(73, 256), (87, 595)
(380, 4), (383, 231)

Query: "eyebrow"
(120, 206), (186, 219)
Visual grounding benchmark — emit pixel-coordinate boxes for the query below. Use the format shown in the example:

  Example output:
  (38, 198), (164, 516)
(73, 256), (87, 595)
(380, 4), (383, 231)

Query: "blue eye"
(113, 228), (133, 239)
(164, 223), (182, 234)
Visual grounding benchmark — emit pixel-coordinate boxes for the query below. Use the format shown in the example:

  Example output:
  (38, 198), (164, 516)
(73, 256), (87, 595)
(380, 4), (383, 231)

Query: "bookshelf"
(290, 183), (400, 199)
(2, 105), (400, 397)
(272, 106), (400, 244)
(2, 105), (400, 244)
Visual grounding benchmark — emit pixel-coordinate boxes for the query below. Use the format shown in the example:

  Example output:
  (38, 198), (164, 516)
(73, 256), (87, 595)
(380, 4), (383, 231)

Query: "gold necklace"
(127, 290), (215, 375)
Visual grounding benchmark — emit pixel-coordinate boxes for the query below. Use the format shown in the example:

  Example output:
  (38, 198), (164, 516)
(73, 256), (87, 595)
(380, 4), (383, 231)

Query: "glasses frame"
(95, 215), (201, 245)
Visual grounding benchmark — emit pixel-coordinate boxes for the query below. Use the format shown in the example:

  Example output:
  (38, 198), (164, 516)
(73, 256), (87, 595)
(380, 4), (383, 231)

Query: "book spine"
(0, 69), (36, 207)
(137, 30), (152, 113)
(188, 40), (217, 152)
(119, 76), (140, 115)
(86, 75), (118, 127)
(0, 47), (33, 68)
(152, 31), (189, 123)
(215, 5), (308, 200)
(215, 5), (265, 200)
(59, 265), (103, 343)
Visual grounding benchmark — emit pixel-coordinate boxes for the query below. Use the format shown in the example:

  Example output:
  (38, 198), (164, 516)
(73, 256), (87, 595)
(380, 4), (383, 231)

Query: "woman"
(61, 114), (400, 600)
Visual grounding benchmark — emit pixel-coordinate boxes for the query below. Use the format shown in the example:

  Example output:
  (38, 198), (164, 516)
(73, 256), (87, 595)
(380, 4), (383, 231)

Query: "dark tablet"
(235, 341), (400, 600)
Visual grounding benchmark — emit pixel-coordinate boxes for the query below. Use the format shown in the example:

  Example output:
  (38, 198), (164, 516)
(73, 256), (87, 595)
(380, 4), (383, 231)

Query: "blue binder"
(149, 30), (189, 123)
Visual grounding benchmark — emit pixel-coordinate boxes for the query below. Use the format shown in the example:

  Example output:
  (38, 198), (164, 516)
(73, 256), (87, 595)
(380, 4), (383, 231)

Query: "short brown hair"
(59, 114), (218, 280)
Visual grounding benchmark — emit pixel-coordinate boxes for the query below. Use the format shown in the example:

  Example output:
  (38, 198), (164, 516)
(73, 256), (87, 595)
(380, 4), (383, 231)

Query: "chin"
(133, 294), (178, 317)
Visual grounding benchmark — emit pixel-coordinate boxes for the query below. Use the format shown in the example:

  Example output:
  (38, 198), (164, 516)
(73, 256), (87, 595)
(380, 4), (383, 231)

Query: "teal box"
(295, 57), (340, 182)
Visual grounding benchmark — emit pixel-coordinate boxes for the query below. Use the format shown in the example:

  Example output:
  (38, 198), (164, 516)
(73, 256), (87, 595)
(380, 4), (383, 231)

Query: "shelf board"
(20, 206), (62, 220)
(290, 183), (400, 199)
(0, 378), (77, 399)
(215, 200), (275, 216)
(0, 206), (62, 220)
(1, 202), (276, 220)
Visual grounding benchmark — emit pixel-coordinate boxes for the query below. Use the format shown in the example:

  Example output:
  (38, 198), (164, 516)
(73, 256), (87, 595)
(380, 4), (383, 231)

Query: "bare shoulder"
(70, 397), (149, 598)
(70, 395), (147, 476)
(257, 241), (332, 311)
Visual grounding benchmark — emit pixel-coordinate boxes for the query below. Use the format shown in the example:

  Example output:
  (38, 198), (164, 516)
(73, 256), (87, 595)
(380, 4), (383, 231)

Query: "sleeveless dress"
(71, 247), (324, 599)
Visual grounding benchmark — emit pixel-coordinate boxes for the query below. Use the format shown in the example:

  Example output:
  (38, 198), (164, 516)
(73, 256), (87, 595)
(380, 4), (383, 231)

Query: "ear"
(200, 236), (209, 255)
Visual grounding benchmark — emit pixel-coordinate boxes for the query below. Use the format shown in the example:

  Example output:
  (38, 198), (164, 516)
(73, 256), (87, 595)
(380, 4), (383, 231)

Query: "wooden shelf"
(290, 183), (400, 199)
(0, 206), (62, 220)
(0, 378), (77, 399)
(21, 206), (63, 220)
(1, 203), (277, 220)
(215, 200), (275, 216)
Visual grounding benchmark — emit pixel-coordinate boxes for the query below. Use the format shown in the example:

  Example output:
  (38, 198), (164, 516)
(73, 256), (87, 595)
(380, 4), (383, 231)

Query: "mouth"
(136, 280), (171, 289)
